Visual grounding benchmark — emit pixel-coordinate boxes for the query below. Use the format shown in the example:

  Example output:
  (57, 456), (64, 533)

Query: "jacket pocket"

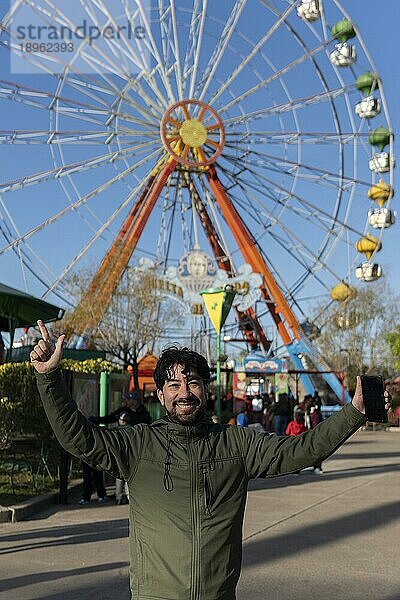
(203, 469), (213, 515)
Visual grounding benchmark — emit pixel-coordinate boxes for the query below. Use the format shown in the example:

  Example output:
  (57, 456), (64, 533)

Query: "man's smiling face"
(157, 363), (207, 425)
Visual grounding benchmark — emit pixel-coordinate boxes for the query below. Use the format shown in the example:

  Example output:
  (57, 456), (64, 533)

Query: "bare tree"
(313, 279), (398, 391)
(61, 265), (185, 387)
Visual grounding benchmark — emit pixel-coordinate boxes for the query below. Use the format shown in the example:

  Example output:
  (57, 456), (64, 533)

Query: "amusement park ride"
(0, 0), (395, 403)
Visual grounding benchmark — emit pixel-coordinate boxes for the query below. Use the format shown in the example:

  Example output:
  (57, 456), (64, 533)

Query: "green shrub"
(0, 359), (122, 440)
(60, 357), (122, 374)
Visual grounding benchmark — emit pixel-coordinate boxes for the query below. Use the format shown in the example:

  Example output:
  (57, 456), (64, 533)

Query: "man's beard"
(166, 398), (206, 425)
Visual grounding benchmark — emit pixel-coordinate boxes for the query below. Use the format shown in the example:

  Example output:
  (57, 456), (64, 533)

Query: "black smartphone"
(360, 375), (387, 423)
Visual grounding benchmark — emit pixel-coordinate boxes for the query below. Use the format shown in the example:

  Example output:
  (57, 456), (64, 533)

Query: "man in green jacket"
(31, 320), (390, 600)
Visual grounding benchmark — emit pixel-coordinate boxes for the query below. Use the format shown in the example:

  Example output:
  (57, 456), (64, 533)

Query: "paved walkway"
(0, 429), (399, 600)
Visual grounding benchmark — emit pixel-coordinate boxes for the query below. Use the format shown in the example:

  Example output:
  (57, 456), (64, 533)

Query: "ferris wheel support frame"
(204, 165), (351, 402)
(70, 156), (177, 334)
(69, 145), (350, 402)
(188, 175), (271, 352)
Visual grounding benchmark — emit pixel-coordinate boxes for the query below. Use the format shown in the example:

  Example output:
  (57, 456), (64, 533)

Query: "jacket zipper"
(188, 434), (201, 600)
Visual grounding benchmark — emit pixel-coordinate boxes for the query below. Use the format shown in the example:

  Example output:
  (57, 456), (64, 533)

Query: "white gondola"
(355, 262), (382, 282)
(330, 42), (357, 67)
(369, 152), (395, 174)
(355, 95), (381, 119)
(368, 207), (396, 229)
(297, 0), (320, 21)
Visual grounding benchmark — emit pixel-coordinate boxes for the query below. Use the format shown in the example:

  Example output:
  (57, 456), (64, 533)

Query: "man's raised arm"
(241, 377), (391, 480)
(31, 320), (140, 481)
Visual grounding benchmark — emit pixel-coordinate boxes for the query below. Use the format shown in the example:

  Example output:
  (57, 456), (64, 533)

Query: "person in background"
(285, 409), (307, 474)
(236, 404), (249, 427)
(99, 389), (152, 427)
(272, 392), (292, 435)
(308, 399), (324, 474)
(79, 417), (108, 505)
(115, 411), (130, 505)
(285, 409), (307, 437)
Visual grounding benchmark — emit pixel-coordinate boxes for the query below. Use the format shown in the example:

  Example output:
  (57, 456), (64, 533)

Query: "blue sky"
(0, 0), (399, 346)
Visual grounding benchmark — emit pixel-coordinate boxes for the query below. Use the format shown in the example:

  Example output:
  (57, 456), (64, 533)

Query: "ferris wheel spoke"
(2, 27), (124, 93)
(223, 86), (351, 127)
(0, 146), (163, 256)
(60, 65), (165, 122)
(223, 142), (371, 190)
(0, 78), (159, 130)
(43, 162), (157, 297)
(185, 0), (208, 99)
(228, 179), (345, 287)
(223, 161), (359, 253)
(2, 18), (166, 122)
(217, 38), (330, 116)
(0, 195), (76, 302)
(115, 2), (172, 110)
(225, 131), (365, 145)
(158, 0), (184, 100)
(0, 142), (158, 194)
(0, 129), (159, 145)
(196, 0), (247, 104)
(221, 154), (364, 239)
(129, 0), (176, 106)
(207, 2), (295, 107)
(160, 0), (185, 101)
(18, 0), (149, 84)
(257, 232), (328, 310)
(0, 191), (83, 300)
(199, 167), (331, 302)
(265, 229), (331, 297)
(67, 67), (165, 126)
(81, 0), (145, 73)
(0, 76), (110, 116)
(78, 0), (168, 114)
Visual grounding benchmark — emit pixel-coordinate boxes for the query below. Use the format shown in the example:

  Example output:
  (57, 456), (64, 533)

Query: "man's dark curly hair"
(153, 346), (211, 390)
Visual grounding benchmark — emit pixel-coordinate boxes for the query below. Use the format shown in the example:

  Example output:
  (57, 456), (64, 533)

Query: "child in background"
(285, 410), (307, 474)
(285, 409), (307, 436)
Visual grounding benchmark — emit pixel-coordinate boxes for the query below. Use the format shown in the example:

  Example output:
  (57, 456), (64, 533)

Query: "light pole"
(200, 287), (236, 421)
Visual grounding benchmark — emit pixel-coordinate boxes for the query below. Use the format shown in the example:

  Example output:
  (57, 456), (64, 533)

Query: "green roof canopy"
(0, 282), (64, 360)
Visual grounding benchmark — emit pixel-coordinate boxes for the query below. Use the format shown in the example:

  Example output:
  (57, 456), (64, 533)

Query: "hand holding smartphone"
(360, 375), (388, 423)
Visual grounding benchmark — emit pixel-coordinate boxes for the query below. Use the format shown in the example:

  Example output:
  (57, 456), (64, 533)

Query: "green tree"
(386, 327), (400, 371)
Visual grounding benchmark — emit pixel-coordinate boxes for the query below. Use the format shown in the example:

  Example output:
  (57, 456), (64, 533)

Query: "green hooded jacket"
(36, 369), (365, 600)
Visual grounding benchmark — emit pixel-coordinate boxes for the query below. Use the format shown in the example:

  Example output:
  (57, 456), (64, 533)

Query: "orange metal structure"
(71, 158), (177, 333)
(187, 175), (271, 351)
(70, 98), (303, 352)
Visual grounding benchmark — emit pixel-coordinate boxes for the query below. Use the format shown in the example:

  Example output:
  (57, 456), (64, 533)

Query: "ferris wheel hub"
(179, 119), (208, 147)
(160, 99), (225, 167)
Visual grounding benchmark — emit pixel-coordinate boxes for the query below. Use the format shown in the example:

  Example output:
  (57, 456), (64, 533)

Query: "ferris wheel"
(0, 0), (395, 401)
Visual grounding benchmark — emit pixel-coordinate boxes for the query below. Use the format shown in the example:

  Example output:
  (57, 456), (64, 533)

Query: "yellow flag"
(201, 289), (236, 334)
